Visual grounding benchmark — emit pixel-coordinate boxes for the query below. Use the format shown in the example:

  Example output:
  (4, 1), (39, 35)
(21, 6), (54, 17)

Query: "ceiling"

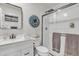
(12, 3), (69, 14)
(29, 3), (68, 14)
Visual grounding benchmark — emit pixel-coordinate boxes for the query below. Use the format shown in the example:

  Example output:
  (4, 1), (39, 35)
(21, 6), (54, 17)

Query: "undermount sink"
(0, 36), (5, 41)
(0, 39), (4, 41)
(0, 33), (34, 46)
(0, 34), (31, 45)
(0, 38), (25, 46)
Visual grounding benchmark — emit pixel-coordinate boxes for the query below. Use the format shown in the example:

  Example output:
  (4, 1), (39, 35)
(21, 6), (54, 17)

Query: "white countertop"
(0, 37), (32, 46)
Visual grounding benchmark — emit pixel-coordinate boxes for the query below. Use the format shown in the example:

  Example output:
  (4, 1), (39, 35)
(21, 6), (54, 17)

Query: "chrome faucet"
(10, 34), (16, 39)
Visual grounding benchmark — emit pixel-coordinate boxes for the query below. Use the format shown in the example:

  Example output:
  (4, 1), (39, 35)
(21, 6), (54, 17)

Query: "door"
(43, 15), (50, 48)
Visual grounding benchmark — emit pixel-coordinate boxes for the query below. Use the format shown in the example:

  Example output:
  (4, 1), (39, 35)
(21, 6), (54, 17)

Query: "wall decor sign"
(5, 15), (18, 22)
(29, 15), (40, 28)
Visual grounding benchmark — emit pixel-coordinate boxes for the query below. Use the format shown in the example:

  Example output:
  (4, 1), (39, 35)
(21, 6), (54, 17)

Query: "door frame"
(41, 13), (54, 45)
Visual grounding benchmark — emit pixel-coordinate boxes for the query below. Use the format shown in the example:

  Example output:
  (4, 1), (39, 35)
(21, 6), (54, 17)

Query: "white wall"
(11, 3), (67, 45)
(11, 4), (43, 44)
(10, 3), (52, 44)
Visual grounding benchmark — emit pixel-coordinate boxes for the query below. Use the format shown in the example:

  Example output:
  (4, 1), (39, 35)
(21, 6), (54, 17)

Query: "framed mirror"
(0, 3), (23, 29)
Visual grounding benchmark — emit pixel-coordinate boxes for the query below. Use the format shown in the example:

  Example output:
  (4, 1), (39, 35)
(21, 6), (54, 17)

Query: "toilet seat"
(36, 46), (49, 56)
(36, 46), (48, 53)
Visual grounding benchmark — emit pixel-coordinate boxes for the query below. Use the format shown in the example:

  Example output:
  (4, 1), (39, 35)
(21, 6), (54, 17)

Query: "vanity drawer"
(21, 46), (33, 56)
(4, 50), (20, 56)
(0, 49), (20, 56)
(0, 40), (33, 56)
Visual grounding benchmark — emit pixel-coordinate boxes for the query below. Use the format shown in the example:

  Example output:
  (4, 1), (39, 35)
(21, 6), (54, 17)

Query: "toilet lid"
(36, 46), (48, 53)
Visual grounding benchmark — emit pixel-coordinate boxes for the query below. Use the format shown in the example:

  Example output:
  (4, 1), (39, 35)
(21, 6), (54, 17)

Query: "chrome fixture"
(10, 34), (16, 39)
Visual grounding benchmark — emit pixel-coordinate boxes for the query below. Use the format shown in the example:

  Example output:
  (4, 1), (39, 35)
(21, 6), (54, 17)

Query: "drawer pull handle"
(24, 52), (29, 55)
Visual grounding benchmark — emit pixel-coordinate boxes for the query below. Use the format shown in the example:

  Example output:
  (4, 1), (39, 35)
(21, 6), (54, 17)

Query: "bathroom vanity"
(0, 3), (33, 56)
(0, 38), (33, 56)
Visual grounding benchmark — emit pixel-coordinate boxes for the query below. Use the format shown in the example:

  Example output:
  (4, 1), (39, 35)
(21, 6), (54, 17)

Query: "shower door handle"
(45, 27), (48, 30)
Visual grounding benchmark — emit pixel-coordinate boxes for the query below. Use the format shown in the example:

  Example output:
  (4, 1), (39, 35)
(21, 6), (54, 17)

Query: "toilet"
(36, 46), (49, 56)
(30, 35), (49, 56)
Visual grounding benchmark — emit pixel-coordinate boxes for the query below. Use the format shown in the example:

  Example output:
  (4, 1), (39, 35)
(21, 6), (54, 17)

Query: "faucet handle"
(10, 34), (16, 39)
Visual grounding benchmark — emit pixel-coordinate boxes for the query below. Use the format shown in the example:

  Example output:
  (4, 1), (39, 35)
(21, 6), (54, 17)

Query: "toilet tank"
(30, 37), (41, 47)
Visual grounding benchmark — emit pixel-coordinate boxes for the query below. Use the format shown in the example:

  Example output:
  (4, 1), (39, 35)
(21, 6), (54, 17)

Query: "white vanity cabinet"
(21, 46), (33, 56)
(0, 40), (33, 56)
(4, 50), (20, 56)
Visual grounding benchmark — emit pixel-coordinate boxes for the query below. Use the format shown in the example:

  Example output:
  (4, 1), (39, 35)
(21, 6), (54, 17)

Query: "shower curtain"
(52, 32), (79, 56)
(65, 34), (79, 56)
(52, 32), (61, 53)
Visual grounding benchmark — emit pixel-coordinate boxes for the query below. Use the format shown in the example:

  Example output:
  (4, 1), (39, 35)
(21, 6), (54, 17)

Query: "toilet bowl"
(30, 36), (49, 56)
(36, 46), (49, 56)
